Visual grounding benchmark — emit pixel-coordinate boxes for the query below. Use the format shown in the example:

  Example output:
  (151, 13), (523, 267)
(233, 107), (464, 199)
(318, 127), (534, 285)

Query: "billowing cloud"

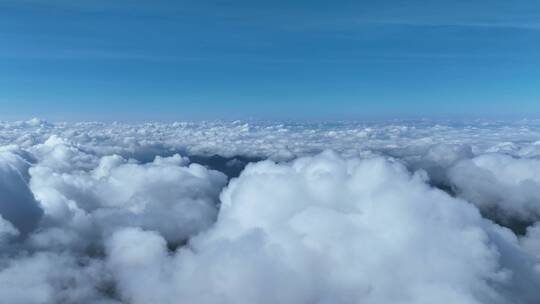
(521, 223), (540, 258)
(0, 252), (117, 304)
(27, 136), (227, 251)
(449, 154), (540, 223)
(0, 119), (540, 303)
(106, 152), (540, 304)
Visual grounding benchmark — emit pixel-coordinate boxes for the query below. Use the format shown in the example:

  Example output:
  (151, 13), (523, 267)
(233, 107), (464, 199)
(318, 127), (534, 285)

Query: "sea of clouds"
(1, 118), (540, 303)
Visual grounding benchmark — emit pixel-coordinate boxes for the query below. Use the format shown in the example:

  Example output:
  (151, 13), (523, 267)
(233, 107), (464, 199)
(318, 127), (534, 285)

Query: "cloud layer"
(1, 119), (540, 303)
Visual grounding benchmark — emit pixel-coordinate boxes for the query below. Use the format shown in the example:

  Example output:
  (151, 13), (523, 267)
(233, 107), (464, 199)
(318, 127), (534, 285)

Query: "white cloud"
(521, 223), (540, 256)
(28, 137), (227, 250)
(449, 154), (540, 221)
(0, 252), (118, 304)
(0, 119), (540, 303)
(106, 152), (540, 304)
(3, 119), (540, 162)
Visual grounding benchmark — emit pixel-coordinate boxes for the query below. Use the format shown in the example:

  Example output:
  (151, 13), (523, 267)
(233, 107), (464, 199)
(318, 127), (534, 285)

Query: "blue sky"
(1, 0), (539, 121)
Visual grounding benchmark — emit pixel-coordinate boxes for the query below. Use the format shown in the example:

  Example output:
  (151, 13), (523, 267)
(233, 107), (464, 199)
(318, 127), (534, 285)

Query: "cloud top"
(0, 119), (539, 303)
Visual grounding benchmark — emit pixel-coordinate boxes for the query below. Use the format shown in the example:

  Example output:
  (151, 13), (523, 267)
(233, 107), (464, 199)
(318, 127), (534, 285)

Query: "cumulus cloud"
(0, 134), (229, 303)
(0, 252), (117, 304)
(449, 154), (540, 223)
(2, 118), (540, 161)
(1, 119), (540, 303)
(521, 223), (540, 259)
(27, 137), (227, 251)
(106, 152), (540, 304)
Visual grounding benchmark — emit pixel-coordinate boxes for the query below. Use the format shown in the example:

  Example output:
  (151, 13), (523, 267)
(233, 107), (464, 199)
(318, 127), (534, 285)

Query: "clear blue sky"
(1, 0), (539, 121)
